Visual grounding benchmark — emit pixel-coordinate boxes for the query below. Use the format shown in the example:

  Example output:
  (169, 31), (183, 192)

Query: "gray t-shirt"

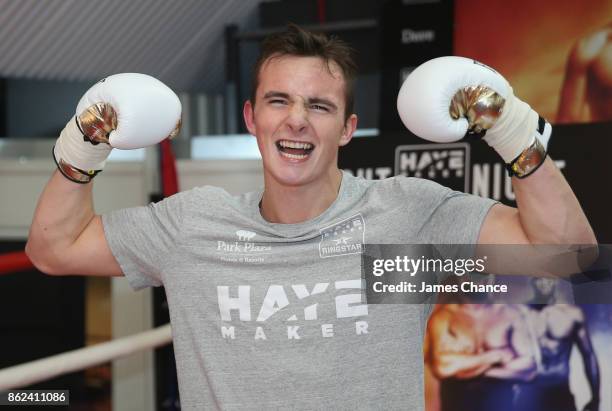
(103, 172), (495, 410)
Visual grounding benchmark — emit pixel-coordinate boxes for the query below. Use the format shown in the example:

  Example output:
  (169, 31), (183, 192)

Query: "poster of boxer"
(423, 1), (612, 410)
(454, 0), (612, 125)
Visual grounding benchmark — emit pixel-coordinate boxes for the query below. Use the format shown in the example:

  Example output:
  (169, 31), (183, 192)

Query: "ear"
(243, 100), (256, 136)
(339, 114), (358, 147)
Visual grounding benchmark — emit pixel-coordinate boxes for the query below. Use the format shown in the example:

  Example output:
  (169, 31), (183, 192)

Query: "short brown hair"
(250, 24), (357, 121)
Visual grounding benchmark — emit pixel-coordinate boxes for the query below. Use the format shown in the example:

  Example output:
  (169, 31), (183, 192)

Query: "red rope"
(0, 251), (34, 275)
(160, 139), (179, 197)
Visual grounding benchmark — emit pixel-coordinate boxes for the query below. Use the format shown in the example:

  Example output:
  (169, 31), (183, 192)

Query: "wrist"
(482, 93), (552, 178)
(53, 116), (112, 177)
(482, 93), (538, 162)
(506, 131), (548, 178)
(52, 145), (102, 184)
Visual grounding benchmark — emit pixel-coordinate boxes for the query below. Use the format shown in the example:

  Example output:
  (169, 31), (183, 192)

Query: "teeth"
(278, 140), (313, 150)
(280, 151), (308, 159)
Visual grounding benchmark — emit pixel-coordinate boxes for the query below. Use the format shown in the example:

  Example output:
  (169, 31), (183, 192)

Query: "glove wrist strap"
(506, 135), (547, 179)
(52, 146), (101, 184)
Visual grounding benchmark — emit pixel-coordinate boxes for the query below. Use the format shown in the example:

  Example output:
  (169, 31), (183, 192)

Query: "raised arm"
(26, 73), (181, 277)
(397, 56), (597, 278)
(26, 171), (120, 276)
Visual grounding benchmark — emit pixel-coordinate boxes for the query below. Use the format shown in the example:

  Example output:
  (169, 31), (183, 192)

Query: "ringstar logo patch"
(319, 214), (365, 258)
(394, 143), (470, 192)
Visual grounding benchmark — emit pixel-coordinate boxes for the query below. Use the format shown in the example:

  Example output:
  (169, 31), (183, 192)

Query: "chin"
(270, 171), (314, 188)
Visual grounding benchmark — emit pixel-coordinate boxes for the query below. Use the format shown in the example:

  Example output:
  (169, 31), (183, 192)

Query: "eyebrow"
(263, 91), (290, 100)
(308, 97), (338, 112)
(263, 91), (338, 112)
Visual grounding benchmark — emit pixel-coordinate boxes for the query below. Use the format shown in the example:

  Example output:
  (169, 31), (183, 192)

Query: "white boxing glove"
(53, 73), (181, 183)
(397, 56), (551, 168)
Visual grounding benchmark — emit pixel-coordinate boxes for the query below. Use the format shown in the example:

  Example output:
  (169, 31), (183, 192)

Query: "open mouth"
(276, 139), (315, 160)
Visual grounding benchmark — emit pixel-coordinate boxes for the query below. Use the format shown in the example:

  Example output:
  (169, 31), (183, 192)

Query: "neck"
(260, 169), (343, 224)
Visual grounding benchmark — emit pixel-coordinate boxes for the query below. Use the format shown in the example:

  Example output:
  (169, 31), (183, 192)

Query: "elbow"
(24, 240), (65, 276)
(533, 228), (599, 280)
(430, 358), (454, 380)
(541, 225), (597, 248)
(576, 223), (598, 248)
(579, 237), (600, 273)
(567, 216), (598, 247)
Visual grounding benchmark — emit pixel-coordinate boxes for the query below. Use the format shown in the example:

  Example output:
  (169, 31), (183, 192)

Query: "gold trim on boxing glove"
(52, 146), (101, 184)
(449, 85), (506, 135)
(168, 118), (182, 140)
(507, 138), (547, 179)
(78, 102), (117, 145)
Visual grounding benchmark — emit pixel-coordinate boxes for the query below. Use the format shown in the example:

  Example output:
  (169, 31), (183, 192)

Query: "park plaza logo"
(394, 143), (470, 192)
(319, 214), (365, 258)
(216, 229), (271, 263)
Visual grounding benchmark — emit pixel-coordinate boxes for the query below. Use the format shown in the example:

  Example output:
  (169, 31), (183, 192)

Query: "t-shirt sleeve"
(385, 176), (497, 265)
(407, 178), (497, 284)
(422, 186), (497, 245)
(102, 192), (186, 290)
(390, 176), (497, 245)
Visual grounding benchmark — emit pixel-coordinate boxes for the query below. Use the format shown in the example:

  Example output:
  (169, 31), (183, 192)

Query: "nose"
(285, 101), (308, 133)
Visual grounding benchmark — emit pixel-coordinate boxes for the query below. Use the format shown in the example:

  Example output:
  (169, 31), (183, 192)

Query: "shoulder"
(428, 304), (455, 324)
(562, 304), (585, 323)
(373, 174), (449, 192)
(543, 304), (583, 322)
(500, 305), (530, 322)
(156, 185), (253, 221)
(354, 174), (453, 201)
(169, 185), (241, 207)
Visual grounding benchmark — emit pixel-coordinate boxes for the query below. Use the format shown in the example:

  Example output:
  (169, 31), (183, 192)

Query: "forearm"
(433, 351), (501, 379)
(484, 357), (536, 381)
(583, 354), (601, 402)
(512, 157), (596, 245)
(26, 171), (96, 273)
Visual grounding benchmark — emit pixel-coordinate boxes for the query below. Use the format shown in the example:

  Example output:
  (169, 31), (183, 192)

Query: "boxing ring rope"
(0, 251), (34, 275)
(0, 250), (172, 390)
(0, 323), (172, 391)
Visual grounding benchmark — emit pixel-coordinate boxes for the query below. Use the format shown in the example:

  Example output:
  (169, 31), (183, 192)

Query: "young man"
(26, 25), (595, 409)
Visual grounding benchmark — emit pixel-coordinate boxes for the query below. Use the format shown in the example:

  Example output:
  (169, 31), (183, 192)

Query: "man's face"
(244, 55), (357, 188)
